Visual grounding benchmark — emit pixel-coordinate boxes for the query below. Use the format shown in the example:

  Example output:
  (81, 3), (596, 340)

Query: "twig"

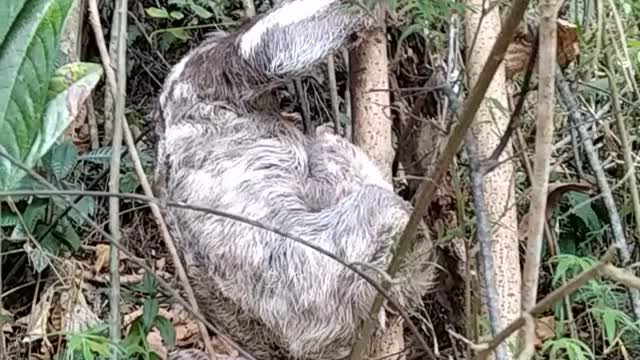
(327, 54), (342, 135)
(521, 0), (557, 311)
(466, 135), (508, 360)
(106, 0), (127, 354)
(295, 79), (313, 133)
(556, 68), (640, 319)
(87, 0), (216, 354)
(341, 48), (353, 141)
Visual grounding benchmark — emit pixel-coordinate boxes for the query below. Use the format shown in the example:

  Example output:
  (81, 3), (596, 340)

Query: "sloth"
(152, 0), (435, 359)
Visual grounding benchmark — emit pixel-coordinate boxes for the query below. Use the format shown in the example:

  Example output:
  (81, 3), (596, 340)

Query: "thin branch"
(521, 0), (557, 311)
(106, 0), (127, 353)
(327, 54), (342, 135)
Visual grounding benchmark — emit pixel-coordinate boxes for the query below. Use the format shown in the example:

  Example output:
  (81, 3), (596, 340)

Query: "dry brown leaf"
(534, 316), (556, 348)
(147, 329), (169, 360)
(94, 243), (110, 273)
(175, 322), (200, 346)
(506, 19), (580, 79)
(21, 286), (56, 343)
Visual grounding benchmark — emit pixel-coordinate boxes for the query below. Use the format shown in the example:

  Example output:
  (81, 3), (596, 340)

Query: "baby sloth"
(153, 0), (435, 359)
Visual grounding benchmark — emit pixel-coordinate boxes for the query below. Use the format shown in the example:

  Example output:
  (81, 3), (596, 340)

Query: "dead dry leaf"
(147, 329), (169, 360)
(506, 19), (580, 79)
(94, 243), (110, 272)
(22, 286), (56, 343)
(534, 316), (556, 347)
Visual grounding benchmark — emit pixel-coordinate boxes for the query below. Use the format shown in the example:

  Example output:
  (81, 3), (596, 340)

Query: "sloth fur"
(153, 1), (435, 359)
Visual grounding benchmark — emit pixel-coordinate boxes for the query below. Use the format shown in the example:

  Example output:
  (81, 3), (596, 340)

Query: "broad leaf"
(189, 3), (213, 18)
(145, 6), (170, 19)
(0, 0), (28, 45)
(47, 139), (78, 179)
(0, 0), (88, 190)
(78, 146), (113, 164)
(142, 298), (159, 331)
(37, 62), (102, 161)
(155, 316), (176, 348)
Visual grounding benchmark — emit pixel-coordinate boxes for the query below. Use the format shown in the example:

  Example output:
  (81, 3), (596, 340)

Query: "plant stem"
(107, 0), (127, 355)
(521, 0), (558, 311)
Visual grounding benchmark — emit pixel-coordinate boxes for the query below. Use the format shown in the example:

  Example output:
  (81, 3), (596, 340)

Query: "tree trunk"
(350, 9), (394, 181)
(349, 7), (403, 359)
(464, 3), (521, 358)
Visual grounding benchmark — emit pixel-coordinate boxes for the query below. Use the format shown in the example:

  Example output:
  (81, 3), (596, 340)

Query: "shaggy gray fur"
(153, 1), (435, 359)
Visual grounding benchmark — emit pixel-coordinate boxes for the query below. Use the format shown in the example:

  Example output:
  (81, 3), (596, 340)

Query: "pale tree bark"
(350, 8), (394, 181)
(521, 0), (557, 311)
(464, 3), (521, 358)
(349, 6), (403, 359)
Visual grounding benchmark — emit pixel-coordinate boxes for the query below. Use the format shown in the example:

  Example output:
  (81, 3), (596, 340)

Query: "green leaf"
(567, 192), (601, 232)
(189, 3), (213, 18)
(601, 308), (618, 345)
(0, 213), (20, 227)
(168, 0), (188, 5)
(0, 0), (75, 190)
(55, 218), (81, 251)
(20, 199), (48, 232)
(142, 298), (159, 332)
(169, 11), (185, 20)
(36, 61), (101, 163)
(167, 28), (191, 41)
(154, 316), (176, 348)
(65, 195), (96, 225)
(47, 139), (78, 179)
(0, 0), (28, 45)
(145, 7), (170, 19)
(78, 146), (113, 164)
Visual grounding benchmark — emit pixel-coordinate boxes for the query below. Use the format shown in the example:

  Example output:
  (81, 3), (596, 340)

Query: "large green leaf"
(38, 61), (102, 160)
(0, 0), (28, 45)
(0, 0), (77, 190)
(1, 61), (102, 190)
